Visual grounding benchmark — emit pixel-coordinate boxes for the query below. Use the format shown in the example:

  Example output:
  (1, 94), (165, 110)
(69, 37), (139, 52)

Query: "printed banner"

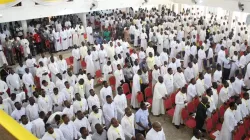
(0, 0), (22, 9)
(32, 0), (68, 5)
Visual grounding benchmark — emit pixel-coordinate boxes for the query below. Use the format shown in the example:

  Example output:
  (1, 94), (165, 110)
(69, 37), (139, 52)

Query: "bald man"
(146, 122), (166, 140)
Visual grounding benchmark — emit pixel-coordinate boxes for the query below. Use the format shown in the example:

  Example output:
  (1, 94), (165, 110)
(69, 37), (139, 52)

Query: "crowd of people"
(0, 4), (250, 140)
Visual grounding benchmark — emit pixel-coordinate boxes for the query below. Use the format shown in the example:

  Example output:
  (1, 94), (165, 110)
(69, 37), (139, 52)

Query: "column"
(228, 11), (233, 30)
(158, 4), (162, 13)
(21, 20), (28, 37)
(178, 3), (182, 14)
(77, 13), (87, 30)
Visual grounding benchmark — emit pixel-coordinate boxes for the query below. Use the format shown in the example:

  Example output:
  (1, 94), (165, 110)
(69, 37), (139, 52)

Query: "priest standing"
(152, 76), (168, 116)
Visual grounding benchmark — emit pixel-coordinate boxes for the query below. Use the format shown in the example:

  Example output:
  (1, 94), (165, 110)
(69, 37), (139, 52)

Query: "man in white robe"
(184, 62), (195, 83)
(51, 87), (65, 112)
(59, 114), (78, 140)
(88, 106), (105, 133)
(25, 97), (39, 121)
(204, 68), (212, 89)
(131, 70), (142, 109)
(218, 102), (237, 140)
(85, 50), (95, 77)
(146, 122), (166, 140)
(37, 89), (52, 115)
(57, 55), (68, 78)
(114, 64), (125, 94)
(53, 31), (62, 51)
(0, 96), (12, 115)
(106, 42), (115, 61)
(80, 42), (88, 59)
(66, 70), (77, 87)
(152, 76), (168, 116)
(114, 86), (127, 121)
(32, 111), (46, 139)
(26, 55), (37, 76)
(6, 69), (22, 94)
(197, 46), (206, 72)
(196, 73), (206, 96)
(218, 81), (230, 107)
(86, 24), (94, 44)
(41, 80), (55, 95)
(67, 28), (73, 48)
(187, 78), (198, 102)
(100, 81), (113, 106)
(36, 61), (50, 85)
(22, 68), (35, 97)
(99, 45), (108, 72)
(78, 26), (85, 45)
(244, 63), (250, 88)
(42, 124), (66, 140)
(73, 93), (88, 114)
(121, 107), (135, 140)
(74, 110), (92, 135)
(72, 29), (79, 46)
(92, 47), (100, 71)
(173, 67), (186, 90)
(87, 89), (100, 112)
(84, 73), (94, 98)
(48, 57), (59, 83)
(11, 102), (25, 122)
(72, 46), (81, 74)
(107, 118), (125, 140)
(0, 79), (9, 99)
(102, 61), (113, 81)
(172, 87), (187, 128)
(60, 29), (68, 50)
(20, 115), (33, 133)
(152, 65), (160, 87)
(206, 88), (216, 116)
(103, 95), (117, 128)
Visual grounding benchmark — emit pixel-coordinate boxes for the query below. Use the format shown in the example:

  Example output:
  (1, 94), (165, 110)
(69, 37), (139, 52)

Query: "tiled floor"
(4, 48), (194, 140)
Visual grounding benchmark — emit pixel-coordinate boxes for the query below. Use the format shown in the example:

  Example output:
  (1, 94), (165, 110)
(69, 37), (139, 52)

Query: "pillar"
(158, 4), (162, 13)
(21, 20), (28, 37)
(178, 3), (182, 14)
(228, 11), (233, 30)
(77, 13), (87, 30)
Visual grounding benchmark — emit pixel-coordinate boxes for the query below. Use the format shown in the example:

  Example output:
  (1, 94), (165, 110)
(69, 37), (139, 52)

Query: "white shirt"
(107, 125), (125, 140)
(146, 128), (166, 140)
(74, 117), (92, 133)
(11, 107), (25, 122)
(121, 114), (135, 139)
(32, 118), (45, 139)
(25, 103), (39, 121)
(59, 121), (78, 140)
(41, 129), (66, 140)
(100, 86), (113, 106)
(73, 98), (88, 114)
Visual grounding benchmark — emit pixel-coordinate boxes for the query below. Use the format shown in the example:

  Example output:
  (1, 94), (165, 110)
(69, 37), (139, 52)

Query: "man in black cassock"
(195, 96), (210, 132)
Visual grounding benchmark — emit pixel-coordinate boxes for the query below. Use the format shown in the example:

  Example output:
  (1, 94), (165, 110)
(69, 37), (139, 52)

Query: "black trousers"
(153, 45), (157, 54)
(223, 68), (230, 81)
(141, 83), (149, 101)
(195, 118), (205, 131)
(15, 48), (22, 63)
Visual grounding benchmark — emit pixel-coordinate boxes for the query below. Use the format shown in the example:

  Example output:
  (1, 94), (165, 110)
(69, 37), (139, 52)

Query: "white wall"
(0, 0), (171, 23)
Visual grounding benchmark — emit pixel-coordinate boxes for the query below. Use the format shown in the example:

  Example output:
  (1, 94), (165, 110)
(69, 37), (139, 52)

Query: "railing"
(0, 110), (38, 140)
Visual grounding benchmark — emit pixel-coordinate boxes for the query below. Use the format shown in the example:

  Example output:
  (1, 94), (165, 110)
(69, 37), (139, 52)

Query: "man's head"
(117, 86), (123, 95)
(158, 76), (163, 83)
(53, 88), (59, 95)
(140, 102), (147, 110)
(152, 121), (162, 132)
(106, 95), (112, 104)
(95, 123), (103, 134)
(21, 115), (29, 125)
(229, 102), (237, 110)
(75, 93), (81, 101)
(201, 96), (208, 105)
(111, 118), (119, 127)
(206, 88), (213, 97)
(80, 127), (89, 137)
(125, 107), (132, 117)
(28, 97), (35, 105)
(89, 89), (95, 96)
(76, 110), (84, 120)
(45, 124), (54, 134)
(62, 114), (69, 124)
(14, 102), (21, 110)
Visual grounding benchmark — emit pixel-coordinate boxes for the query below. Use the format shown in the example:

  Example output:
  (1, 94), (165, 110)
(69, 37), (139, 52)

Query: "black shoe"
(175, 125), (180, 129)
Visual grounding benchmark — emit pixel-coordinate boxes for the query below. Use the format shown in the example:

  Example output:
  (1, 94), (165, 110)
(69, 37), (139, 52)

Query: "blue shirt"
(135, 109), (149, 130)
